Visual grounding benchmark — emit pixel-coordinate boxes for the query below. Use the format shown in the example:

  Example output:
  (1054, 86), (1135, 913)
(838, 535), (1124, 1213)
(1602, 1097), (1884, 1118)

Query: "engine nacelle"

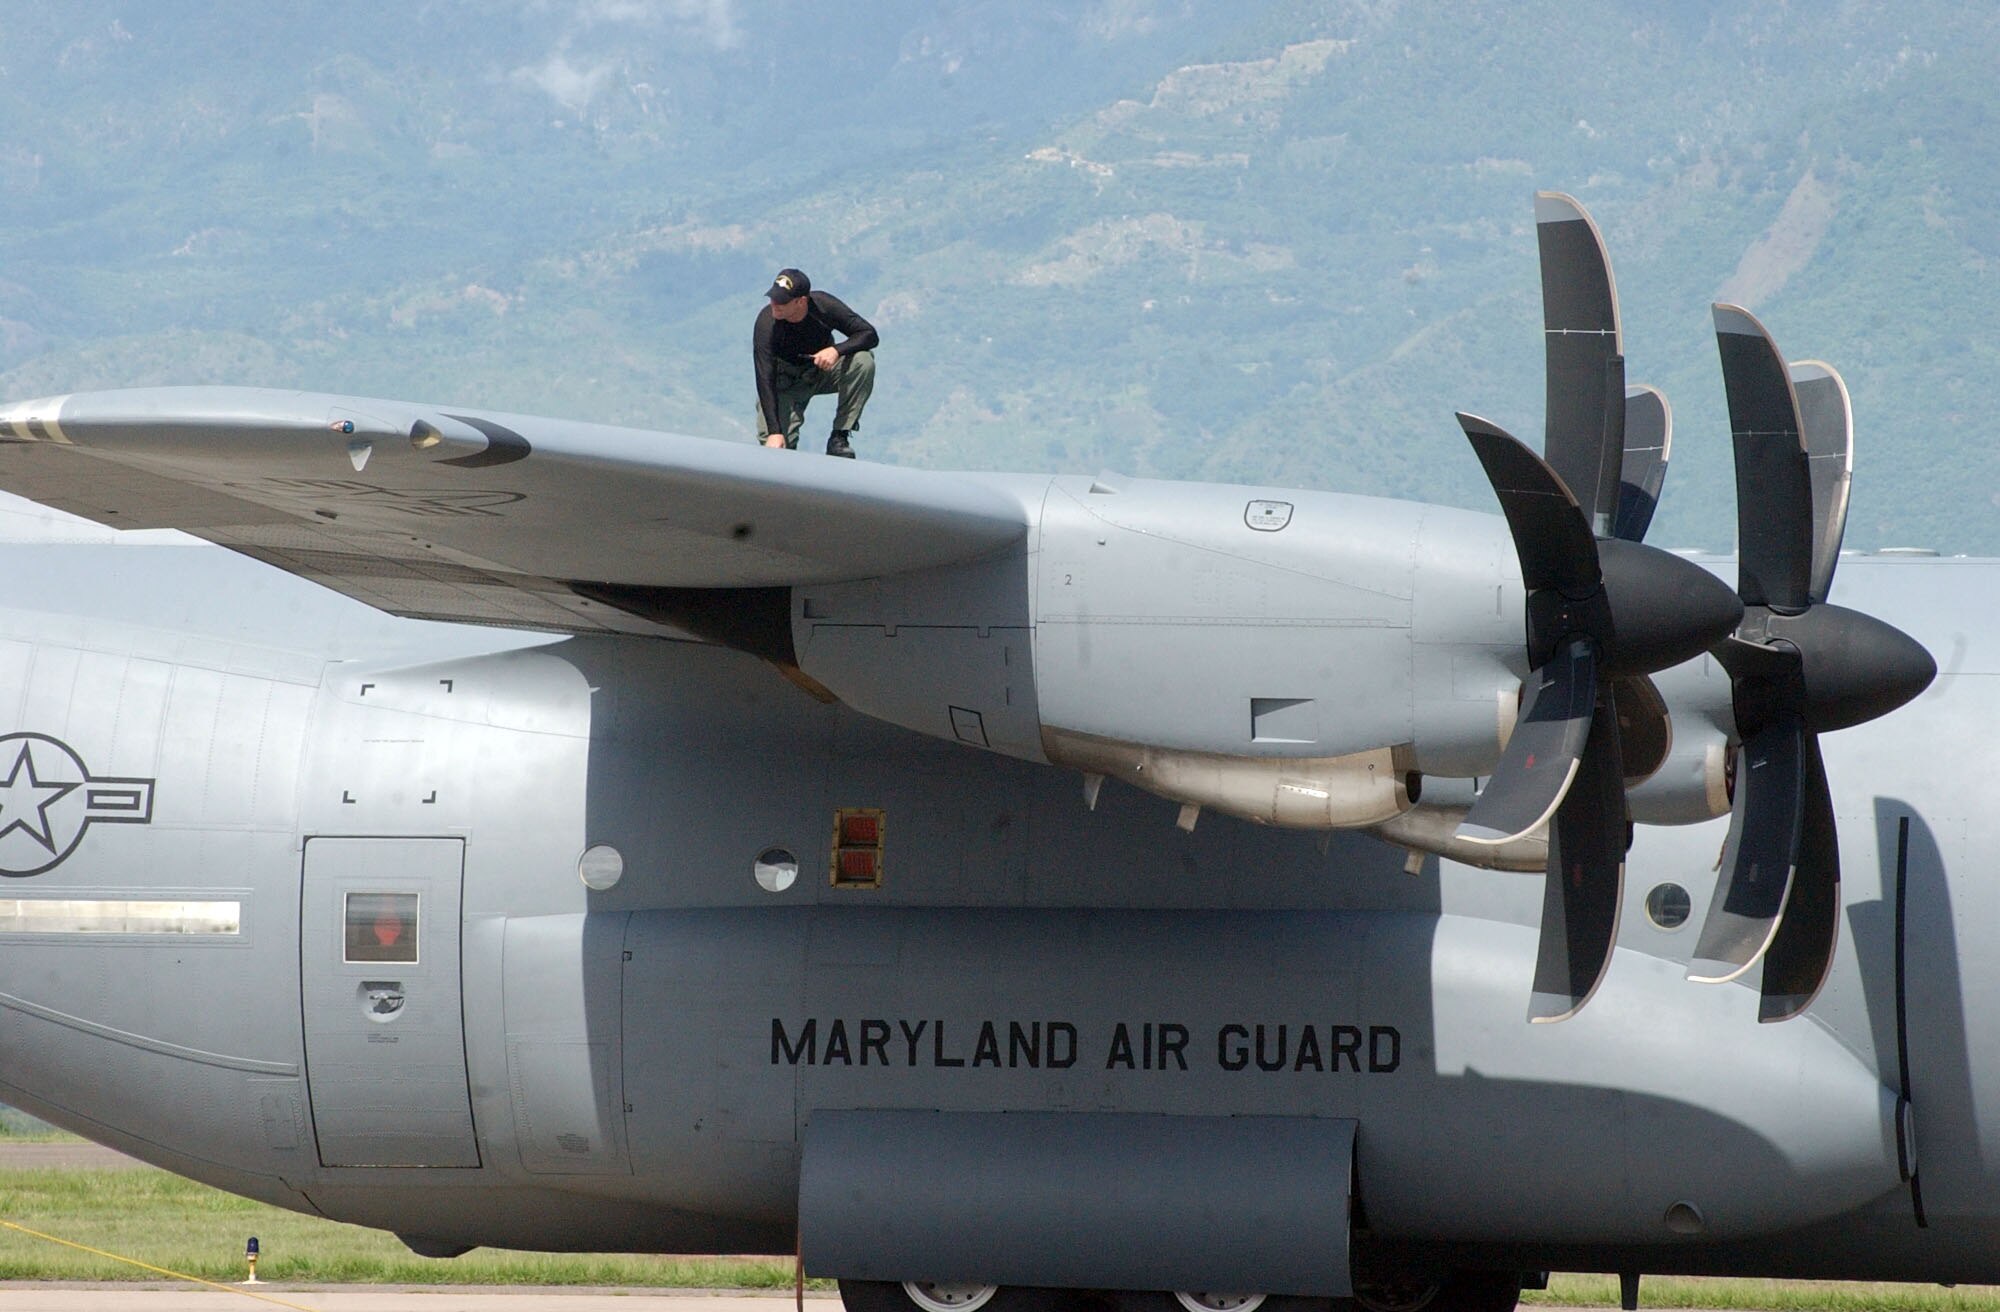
(790, 475), (1526, 828)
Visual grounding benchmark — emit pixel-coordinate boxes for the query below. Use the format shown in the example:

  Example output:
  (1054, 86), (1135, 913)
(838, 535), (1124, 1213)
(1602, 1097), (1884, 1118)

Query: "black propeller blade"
(1536, 191), (1625, 537)
(1456, 415), (1740, 1020)
(1533, 689), (1629, 1021)
(1457, 193), (1740, 1021)
(1688, 306), (1937, 1019)
(1790, 360), (1853, 604)
(1612, 384), (1671, 544)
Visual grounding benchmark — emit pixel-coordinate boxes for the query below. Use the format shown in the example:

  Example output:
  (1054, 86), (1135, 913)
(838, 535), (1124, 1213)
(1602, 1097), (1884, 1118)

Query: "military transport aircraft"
(0, 193), (1970, 1312)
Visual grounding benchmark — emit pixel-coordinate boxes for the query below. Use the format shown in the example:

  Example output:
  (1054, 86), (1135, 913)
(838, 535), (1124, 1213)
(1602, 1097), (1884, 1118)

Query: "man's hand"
(812, 346), (841, 371)
(763, 433), (787, 448)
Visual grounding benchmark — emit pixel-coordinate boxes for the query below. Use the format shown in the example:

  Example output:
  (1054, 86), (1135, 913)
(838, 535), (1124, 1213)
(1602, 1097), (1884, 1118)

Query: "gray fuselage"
(0, 501), (1991, 1284)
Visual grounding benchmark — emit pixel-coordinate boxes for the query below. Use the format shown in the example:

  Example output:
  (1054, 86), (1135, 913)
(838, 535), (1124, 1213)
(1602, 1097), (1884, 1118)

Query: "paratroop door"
(301, 836), (479, 1168)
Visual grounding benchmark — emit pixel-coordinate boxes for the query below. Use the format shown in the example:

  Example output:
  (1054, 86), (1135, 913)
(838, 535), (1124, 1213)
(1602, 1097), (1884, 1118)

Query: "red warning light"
(840, 813), (880, 846)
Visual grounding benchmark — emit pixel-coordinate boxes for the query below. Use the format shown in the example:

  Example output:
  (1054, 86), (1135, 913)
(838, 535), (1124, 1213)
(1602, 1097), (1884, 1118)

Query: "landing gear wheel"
(839, 1280), (1069, 1312)
(1354, 1279), (1439, 1312)
(905, 1283), (1001, 1312)
(1175, 1295), (1266, 1312)
(1356, 1273), (1520, 1312)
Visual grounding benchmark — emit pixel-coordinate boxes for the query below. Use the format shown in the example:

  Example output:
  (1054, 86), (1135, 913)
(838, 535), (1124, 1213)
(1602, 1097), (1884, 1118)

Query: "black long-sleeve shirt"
(752, 291), (880, 434)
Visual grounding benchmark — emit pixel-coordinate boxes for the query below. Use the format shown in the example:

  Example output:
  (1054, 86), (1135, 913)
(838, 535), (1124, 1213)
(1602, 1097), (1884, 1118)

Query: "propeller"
(1458, 416), (1741, 1018)
(1454, 193), (1742, 1021)
(1687, 306), (1937, 1020)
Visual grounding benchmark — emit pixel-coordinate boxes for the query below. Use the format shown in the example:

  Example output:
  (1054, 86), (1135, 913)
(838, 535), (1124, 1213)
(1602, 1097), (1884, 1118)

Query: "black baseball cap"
(766, 268), (811, 303)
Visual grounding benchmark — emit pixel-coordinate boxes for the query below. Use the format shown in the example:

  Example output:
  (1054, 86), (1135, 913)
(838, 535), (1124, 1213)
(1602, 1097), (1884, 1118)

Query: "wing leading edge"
(0, 387), (1032, 635)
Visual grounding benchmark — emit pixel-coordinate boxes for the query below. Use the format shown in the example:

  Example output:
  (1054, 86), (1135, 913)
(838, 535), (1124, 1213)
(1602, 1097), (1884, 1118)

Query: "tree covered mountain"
(2, 2), (1995, 553)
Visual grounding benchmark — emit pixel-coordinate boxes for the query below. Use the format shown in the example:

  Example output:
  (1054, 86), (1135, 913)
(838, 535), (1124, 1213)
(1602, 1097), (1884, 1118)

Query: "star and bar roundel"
(0, 733), (156, 878)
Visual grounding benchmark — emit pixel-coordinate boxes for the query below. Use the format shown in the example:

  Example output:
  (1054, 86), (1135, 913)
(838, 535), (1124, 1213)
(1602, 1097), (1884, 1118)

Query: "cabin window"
(1644, 883), (1692, 931)
(755, 847), (798, 893)
(0, 898), (240, 935)
(344, 892), (419, 963)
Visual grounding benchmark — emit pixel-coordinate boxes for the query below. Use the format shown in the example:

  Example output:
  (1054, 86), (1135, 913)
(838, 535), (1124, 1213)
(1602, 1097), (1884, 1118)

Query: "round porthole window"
(754, 848), (798, 893)
(1645, 882), (1692, 930)
(578, 844), (624, 891)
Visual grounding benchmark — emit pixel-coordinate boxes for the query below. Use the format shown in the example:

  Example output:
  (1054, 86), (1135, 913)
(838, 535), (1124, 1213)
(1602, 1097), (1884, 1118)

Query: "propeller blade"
(1688, 714), (1805, 984)
(1611, 384), (1671, 543)
(1611, 673), (1670, 783)
(1458, 412), (1597, 594)
(1529, 687), (1628, 1022)
(1713, 304), (1812, 610)
(1536, 191), (1625, 535)
(1789, 360), (1854, 604)
(1458, 637), (1595, 845)
(1759, 732), (1840, 1021)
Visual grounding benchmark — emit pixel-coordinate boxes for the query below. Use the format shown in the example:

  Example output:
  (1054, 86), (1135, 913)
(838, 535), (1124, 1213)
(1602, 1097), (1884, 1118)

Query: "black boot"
(826, 430), (856, 458)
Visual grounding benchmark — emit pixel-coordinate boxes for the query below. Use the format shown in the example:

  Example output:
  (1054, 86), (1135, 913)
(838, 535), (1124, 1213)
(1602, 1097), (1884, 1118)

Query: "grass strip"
(1531, 1277), (2000, 1311)
(0, 1166), (822, 1286)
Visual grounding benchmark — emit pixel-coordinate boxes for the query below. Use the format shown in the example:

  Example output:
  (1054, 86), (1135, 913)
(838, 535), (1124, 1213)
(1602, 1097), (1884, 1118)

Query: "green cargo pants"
(755, 350), (875, 448)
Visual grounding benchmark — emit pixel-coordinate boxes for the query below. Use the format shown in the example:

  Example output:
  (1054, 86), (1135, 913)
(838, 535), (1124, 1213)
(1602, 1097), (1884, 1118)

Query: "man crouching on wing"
(753, 267), (878, 458)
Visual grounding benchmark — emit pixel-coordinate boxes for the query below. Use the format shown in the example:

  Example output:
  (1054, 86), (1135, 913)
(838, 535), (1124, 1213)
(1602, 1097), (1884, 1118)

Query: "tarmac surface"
(0, 1142), (147, 1170)
(0, 1288), (841, 1310)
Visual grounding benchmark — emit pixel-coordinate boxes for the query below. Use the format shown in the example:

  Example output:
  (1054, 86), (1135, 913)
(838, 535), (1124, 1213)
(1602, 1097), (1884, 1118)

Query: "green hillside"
(2, 2), (1995, 553)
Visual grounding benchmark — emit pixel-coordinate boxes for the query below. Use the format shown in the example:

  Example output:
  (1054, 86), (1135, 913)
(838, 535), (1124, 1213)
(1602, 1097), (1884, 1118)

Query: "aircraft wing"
(0, 387), (1030, 635)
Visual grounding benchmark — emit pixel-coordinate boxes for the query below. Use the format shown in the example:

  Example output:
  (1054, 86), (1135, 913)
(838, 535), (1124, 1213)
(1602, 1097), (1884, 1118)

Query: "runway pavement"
(0, 1287), (841, 1310)
(0, 1142), (146, 1170)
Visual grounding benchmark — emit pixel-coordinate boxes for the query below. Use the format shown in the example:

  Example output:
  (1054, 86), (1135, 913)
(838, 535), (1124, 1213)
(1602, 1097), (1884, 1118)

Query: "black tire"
(1115, 1292), (1349, 1312)
(839, 1280), (1090, 1312)
(1426, 1273), (1521, 1312)
(1357, 1272), (1519, 1312)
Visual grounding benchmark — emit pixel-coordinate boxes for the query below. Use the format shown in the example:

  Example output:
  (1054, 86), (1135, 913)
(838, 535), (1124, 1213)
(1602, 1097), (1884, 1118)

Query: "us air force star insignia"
(0, 734), (156, 878)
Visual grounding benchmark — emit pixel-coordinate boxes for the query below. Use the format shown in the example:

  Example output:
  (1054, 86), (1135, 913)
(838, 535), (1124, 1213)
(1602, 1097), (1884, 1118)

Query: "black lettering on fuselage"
(859, 1019), (890, 1066)
(1255, 1023), (1288, 1072)
(1159, 1023), (1189, 1070)
(1048, 1021), (1078, 1069)
(1218, 1023), (1249, 1071)
(1009, 1021), (1041, 1068)
(823, 1018), (852, 1065)
(1331, 1024), (1363, 1072)
(899, 1019), (927, 1064)
(1369, 1025), (1401, 1072)
(934, 1020), (966, 1068)
(1107, 1022), (1136, 1070)
(772, 1017), (816, 1065)
(1293, 1025), (1324, 1072)
(973, 1021), (1003, 1067)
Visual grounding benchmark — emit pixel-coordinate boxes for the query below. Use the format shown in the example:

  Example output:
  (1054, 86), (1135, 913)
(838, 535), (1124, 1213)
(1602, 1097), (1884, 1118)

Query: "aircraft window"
(0, 899), (240, 935)
(754, 848), (798, 893)
(1644, 883), (1692, 931)
(344, 892), (419, 963)
(578, 844), (624, 891)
